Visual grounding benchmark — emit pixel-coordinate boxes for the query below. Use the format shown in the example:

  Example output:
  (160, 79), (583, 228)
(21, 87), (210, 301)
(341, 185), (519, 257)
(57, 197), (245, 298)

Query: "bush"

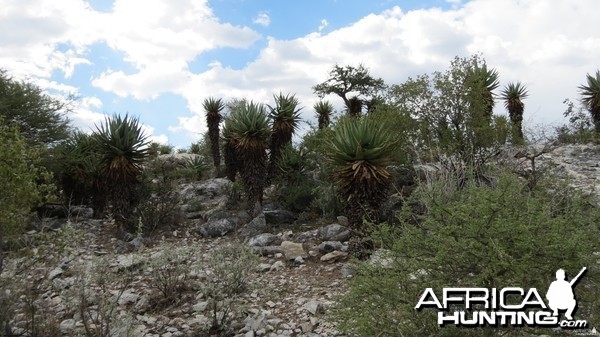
(333, 171), (600, 336)
(272, 145), (317, 212)
(199, 243), (259, 334)
(555, 98), (598, 144)
(0, 122), (54, 257)
(131, 158), (184, 234)
(72, 256), (136, 337)
(146, 244), (192, 302)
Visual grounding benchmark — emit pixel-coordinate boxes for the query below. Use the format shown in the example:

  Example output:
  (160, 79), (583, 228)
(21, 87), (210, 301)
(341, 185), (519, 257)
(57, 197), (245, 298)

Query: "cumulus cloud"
(253, 12), (271, 27)
(3, 0), (600, 144)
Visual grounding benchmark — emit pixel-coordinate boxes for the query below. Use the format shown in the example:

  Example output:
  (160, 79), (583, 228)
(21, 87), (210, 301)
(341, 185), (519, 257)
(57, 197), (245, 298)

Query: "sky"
(1, 0), (599, 147)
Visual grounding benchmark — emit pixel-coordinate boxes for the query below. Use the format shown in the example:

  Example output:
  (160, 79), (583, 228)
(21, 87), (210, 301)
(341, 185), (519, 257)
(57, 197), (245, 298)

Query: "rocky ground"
(2, 143), (600, 337)
(3, 176), (356, 337)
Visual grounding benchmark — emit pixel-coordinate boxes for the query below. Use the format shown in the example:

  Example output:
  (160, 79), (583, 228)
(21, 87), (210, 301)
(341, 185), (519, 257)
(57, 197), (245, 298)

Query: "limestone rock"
(248, 233), (282, 247)
(317, 224), (351, 242)
(320, 251), (348, 263)
(280, 241), (306, 260)
(238, 213), (268, 238)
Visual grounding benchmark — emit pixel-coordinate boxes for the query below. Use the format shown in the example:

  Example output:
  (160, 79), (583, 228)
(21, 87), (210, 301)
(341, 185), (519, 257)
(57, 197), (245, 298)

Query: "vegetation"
(313, 64), (386, 115)
(500, 81), (529, 143)
(578, 70), (600, 133)
(93, 114), (150, 235)
(0, 122), (53, 272)
(0, 69), (70, 146)
(334, 171), (600, 336)
(227, 101), (271, 215)
(314, 100), (333, 129)
(467, 63), (500, 122)
(222, 117), (239, 181)
(2, 59), (600, 337)
(328, 116), (396, 255)
(203, 97), (225, 169)
(267, 92), (302, 180)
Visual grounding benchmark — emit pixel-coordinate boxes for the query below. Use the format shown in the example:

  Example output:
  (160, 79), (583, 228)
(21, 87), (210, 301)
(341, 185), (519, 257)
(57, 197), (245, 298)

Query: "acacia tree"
(313, 64), (386, 116)
(0, 69), (70, 146)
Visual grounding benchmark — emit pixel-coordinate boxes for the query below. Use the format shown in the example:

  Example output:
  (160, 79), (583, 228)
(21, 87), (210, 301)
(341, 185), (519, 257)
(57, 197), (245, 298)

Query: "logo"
(415, 267), (588, 329)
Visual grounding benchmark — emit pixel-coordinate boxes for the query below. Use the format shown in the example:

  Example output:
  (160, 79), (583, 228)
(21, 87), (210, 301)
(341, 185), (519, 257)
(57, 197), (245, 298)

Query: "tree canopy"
(313, 64), (386, 113)
(0, 69), (71, 146)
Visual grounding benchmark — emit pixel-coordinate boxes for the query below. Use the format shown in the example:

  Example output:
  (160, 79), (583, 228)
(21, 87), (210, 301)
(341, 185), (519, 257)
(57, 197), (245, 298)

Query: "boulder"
(237, 213), (268, 238)
(281, 241), (306, 260)
(317, 224), (351, 242)
(294, 229), (318, 242)
(197, 218), (237, 237)
(320, 251), (348, 263)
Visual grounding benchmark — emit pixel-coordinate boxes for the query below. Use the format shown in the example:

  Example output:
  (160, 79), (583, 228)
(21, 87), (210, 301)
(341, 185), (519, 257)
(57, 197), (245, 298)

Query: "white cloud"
(253, 12), (270, 27)
(318, 19), (328, 32)
(3, 0), (600, 145)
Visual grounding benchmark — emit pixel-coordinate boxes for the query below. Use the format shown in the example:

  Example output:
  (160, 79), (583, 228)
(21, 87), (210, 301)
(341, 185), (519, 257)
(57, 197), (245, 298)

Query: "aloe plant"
(328, 116), (395, 254)
(93, 114), (149, 235)
(500, 82), (529, 142)
(314, 100), (333, 129)
(203, 97), (225, 168)
(579, 70), (600, 133)
(228, 102), (271, 214)
(267, 92), (302, 180)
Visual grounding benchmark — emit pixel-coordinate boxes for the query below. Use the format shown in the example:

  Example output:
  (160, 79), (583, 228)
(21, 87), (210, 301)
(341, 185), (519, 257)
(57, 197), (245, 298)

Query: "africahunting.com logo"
(415, 267), (589, 329)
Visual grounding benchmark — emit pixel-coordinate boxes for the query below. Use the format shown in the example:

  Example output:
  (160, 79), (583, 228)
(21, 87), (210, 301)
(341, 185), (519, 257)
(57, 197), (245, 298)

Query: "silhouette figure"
(546, 267), (586, 320)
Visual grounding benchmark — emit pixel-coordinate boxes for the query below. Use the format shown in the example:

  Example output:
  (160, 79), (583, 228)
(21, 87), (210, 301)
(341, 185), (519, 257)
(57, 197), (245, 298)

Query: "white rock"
(60, 318), (76, 333)
(48, 267), (64, 280)
(270, 260), (285, 271)
(193, 301), (208, 312)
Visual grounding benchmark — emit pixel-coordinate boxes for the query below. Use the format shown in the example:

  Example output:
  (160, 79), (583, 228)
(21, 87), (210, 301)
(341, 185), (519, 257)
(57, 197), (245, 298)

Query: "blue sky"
(1, 0), (599, 147)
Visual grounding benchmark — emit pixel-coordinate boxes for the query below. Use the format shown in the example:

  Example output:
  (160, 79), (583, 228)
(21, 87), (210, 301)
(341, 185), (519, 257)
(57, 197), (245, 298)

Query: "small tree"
(313, 64), (386, 116)
(0, 69), (70, 146)
(0, 122), (53, 274)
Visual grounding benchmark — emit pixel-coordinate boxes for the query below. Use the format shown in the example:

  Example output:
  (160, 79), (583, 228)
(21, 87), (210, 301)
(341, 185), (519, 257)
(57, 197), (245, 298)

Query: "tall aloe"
(93, 114), (149, 235)
(228, 102), (271, 215)
(578, 70), (600, 133)
(314, 100), (333, 129)
(500, 82), (529, 143)
(203, 97), (225, 169)
(60, 131), (106, 216)
(328, 116), (395, 255)
(267, 93), (302, 180)
(468, 64), (500, 121)
(221, 118), (238, 182)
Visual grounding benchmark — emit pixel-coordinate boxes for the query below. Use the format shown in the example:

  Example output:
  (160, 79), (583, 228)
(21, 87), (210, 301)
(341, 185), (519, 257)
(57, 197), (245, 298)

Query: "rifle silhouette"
(570, 267), (587, 287)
